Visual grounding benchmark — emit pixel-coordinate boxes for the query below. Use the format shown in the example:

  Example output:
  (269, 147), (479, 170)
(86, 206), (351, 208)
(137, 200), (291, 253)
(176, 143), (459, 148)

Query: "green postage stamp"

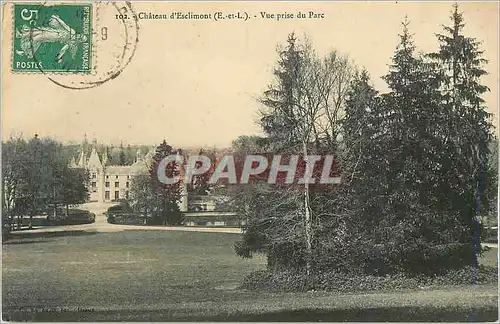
(12, 3), (92, 73)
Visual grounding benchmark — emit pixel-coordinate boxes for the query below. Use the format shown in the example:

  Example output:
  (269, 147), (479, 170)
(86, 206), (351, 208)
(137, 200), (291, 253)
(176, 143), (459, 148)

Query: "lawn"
(2, 229), (498, 321)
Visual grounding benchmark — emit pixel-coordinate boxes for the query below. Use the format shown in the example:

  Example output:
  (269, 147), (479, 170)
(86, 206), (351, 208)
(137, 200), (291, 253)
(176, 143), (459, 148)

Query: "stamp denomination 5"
(12, 3), (92, 73)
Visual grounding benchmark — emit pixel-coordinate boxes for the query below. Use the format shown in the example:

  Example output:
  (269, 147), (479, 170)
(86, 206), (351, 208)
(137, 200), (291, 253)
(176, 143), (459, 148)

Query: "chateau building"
(69, 144), (239, 226)
(69, 146), (188, 211)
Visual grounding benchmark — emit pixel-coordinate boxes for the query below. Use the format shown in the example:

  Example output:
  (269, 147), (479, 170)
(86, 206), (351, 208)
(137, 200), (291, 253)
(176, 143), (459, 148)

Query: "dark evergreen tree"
(259, 32), (304, 153)
(368, 17), (456, 274)
(187, 148), (214, 196)
(428, 3), (493, 267)
(148, 140), (182, 225)
(82, 133), (90, 155)
(342, 69), (382, 186)
(126, 144), (134, 165)
(235, 33), (309, 270)
(118, 142), (126, 165)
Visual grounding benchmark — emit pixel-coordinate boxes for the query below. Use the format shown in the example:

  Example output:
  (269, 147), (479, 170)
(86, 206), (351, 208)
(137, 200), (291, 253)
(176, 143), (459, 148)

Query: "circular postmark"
(25, 1), (139, 90)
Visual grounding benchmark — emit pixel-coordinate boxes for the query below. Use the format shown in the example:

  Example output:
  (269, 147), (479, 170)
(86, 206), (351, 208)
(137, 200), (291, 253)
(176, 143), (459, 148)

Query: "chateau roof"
(87, 148), (103, 169)
(77, 149), (86, 167)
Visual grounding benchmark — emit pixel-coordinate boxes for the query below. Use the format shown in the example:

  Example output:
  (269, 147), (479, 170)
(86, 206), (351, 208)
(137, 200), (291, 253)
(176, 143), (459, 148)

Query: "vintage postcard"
(1, 1), (499, 322)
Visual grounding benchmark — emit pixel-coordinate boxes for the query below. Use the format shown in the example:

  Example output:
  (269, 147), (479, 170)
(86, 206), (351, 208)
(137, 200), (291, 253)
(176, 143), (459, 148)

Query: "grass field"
(2, 229), (498, 321)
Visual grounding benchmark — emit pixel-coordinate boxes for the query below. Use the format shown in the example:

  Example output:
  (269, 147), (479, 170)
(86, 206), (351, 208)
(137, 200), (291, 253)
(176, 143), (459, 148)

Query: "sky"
(2, 1), (498, 148)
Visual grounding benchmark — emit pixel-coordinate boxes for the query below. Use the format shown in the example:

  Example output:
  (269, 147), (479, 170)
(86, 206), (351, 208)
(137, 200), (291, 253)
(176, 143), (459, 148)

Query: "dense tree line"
(233, 5), (496, 276)
(2, 135), (90, 232)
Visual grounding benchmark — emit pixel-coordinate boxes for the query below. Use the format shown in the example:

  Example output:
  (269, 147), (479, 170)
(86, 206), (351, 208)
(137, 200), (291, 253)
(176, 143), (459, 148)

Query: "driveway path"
(10, 202), (242, 235)
(8, 202), (498, 245)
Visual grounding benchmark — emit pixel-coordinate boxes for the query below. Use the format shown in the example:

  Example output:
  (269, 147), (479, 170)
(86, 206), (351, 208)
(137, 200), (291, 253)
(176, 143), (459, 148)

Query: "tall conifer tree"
(429, 4), (493, 257)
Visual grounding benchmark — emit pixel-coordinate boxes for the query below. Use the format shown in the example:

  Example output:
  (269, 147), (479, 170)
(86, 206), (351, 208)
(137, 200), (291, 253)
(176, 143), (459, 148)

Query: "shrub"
(107, 214), (115, 224)
(106, 203), (133, 215)
(241, 266), (498, 293)
(44, 209), (95, 225)
(2, 225), (10, 242)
